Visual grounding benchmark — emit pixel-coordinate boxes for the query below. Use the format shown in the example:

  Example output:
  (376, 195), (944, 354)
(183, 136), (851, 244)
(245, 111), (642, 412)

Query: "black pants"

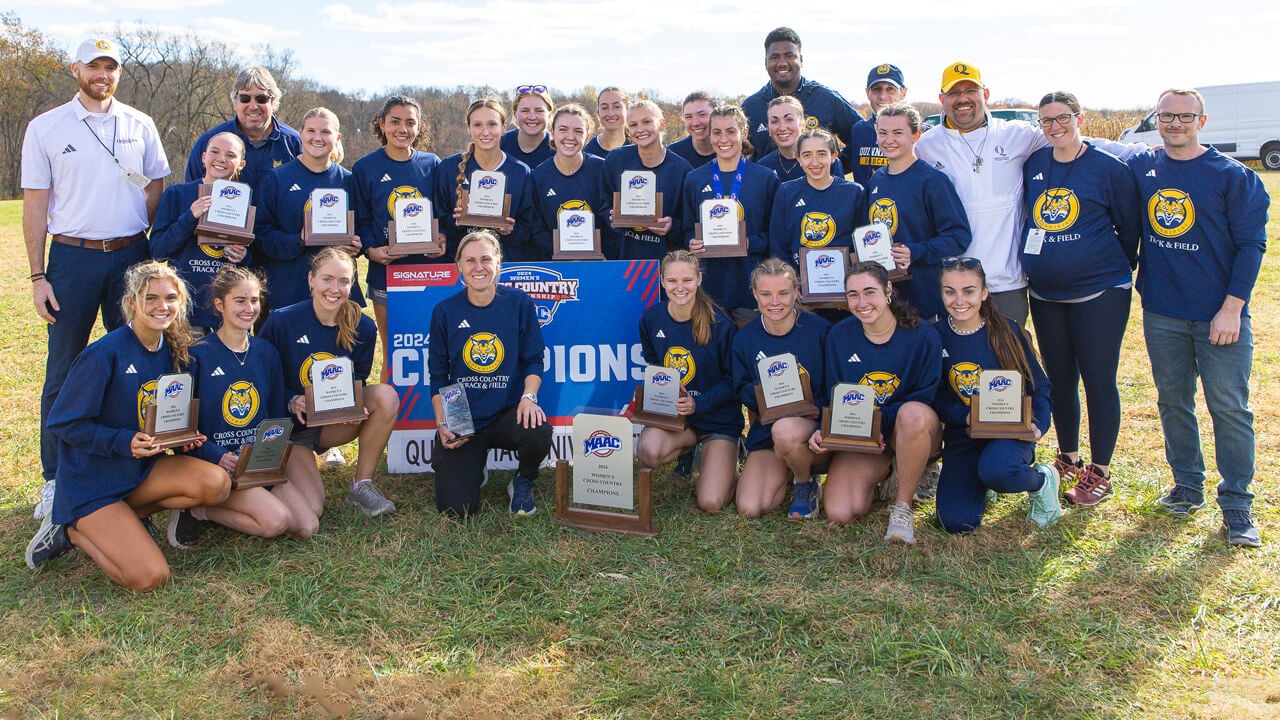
(431, 404), (553, 517)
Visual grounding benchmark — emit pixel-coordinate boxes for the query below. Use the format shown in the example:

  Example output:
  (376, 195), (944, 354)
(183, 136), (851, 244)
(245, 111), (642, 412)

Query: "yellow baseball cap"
(941, 62), (983, 92)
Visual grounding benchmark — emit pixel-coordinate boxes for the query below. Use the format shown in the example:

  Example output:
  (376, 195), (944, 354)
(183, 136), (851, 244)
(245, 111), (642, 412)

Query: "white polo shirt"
(21, 94), (170, 240)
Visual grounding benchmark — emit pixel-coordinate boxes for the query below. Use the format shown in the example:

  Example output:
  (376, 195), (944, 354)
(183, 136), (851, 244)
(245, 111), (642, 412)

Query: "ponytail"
(309, 247), (360, 352)
(661, 250), (717, 346)
(979, 300), (1036, 387)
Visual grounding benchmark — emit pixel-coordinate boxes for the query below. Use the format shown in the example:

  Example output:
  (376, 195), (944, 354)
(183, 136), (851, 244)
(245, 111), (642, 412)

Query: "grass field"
(1, 178), (1278, 719)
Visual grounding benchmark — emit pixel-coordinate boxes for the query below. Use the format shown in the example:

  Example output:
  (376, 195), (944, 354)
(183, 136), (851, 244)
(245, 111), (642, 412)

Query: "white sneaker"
(321, 447), (346, 468)
(884, 500), (916, 545)
(33, 479), (55, 520)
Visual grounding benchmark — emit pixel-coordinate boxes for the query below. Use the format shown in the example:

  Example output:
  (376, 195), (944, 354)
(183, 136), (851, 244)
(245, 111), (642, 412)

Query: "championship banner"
(386, 260), (661, 472)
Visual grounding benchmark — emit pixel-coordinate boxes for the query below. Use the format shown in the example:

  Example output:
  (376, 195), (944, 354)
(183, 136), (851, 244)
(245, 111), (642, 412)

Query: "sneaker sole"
(884, 532), (916, 545)
(1157, 502), (1205, 518)
(346, 499), (395, 518)
(1063, 490), (1113, 507)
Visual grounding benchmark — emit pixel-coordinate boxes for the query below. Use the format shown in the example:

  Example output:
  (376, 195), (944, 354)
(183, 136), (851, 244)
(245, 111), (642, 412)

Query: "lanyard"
(1046, 141), (1086, 190)
(710, 157), (745, 201)
(82, 115), (119, 165)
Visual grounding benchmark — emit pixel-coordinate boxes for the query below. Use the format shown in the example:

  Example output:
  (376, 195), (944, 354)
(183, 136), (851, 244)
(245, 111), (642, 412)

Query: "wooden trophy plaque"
(554, 414), (658, 537)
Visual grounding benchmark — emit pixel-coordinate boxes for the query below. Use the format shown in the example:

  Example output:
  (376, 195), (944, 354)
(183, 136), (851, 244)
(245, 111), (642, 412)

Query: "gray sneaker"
(346, 481), (396, 517)
(33, 479), (55, 520)
(884, 501), (916, 544)
(26, 513), (72, 569)
(915, 460), (941, 502)
(1027, 463), (1062, 527)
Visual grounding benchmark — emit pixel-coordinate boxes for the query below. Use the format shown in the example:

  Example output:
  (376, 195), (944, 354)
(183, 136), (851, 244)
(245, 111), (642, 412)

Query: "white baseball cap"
(75, 38), (122, 65)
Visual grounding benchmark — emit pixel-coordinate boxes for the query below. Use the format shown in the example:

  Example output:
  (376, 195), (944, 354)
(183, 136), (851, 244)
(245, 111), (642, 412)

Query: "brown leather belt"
(51, 232), (145, 252)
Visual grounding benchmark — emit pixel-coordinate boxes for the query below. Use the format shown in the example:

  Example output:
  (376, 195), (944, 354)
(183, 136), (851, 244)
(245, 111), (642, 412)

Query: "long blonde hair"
(121, 260), (196, 370)
(661, 250), (716, 346)
(309, 248), (361, 352)
(301, 107), (344, 164)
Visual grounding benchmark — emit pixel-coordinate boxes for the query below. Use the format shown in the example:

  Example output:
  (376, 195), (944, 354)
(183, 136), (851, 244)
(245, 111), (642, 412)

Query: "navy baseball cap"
(867, 64), (905, 89)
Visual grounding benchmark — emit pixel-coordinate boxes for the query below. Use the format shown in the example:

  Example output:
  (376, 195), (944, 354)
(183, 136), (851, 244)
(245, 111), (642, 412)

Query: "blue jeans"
(1142, 310), (1254, 511)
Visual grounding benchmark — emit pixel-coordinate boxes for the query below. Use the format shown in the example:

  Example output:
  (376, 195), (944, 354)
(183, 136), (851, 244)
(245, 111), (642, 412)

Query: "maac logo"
(1033, 188), (1079, 232)
(860, 228), (885, 248)
(651, 371), (674, 386)
(813, 252), (838, 269)
(565, 213), (587, 228)
(869, 198), (898, 233)
(949, 361), (981, 406)
(987, 375), (1014, 392)
(261, 424), (286, 442)
(800, 212), (835, 247)
(708, 203), (732, 220)
(163, 379), (185, 399)
(583, 430), (623, 457)
(476, 174), (500, 190)
(499, 265), (580, 327)
(401, 202), (425, 218)
(1149, 189), (1195, 238)
(767, 360), (789, 377)
(223, 380), (260, 427)
(443, 386), (464, 403)
(463, 332), (504, 373)
(318, 193), (340, 208)
(219, 185), (242, 200)
(136, 379), (157, 430)
(841, 388), (868, 406)
(299, 351), (337, 388)
(859, 371), (900, 404)
(664, 346), (696, 385)
(386, 185), (422, 216)
(627, 175), (649, 190)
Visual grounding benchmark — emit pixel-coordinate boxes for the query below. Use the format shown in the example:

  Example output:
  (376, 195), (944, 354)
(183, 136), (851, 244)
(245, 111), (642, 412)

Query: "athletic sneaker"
(322, 447), (347, 468)
(508, 475), (537, 516)
(166, 509), (202, 550)
(1027, 463), (1062, 527)
(914, 460), (941, 501)
(1157, 485), (1206, 518)
(788, 479), (820, 519)
(671, 450), (695, 481)
(884, 501), (916, 544)
(25, 514), (72, 569)
(33, 479), (55, 520)
(1063, 464), (1113, 507)
(1054, 453), (1083, 487)
(346, 480), (397, 517)
(1221, 509), (1262, 548)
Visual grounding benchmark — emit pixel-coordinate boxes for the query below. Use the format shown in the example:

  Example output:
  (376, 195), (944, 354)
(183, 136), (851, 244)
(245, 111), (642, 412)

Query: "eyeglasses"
(1156, 112), (1202, 124)
(237, 93), (272, 105)
(942, 256), (982, 269)
(944, 87), (982, 99)
(516, 84), (547, 95)
(1037, 113), (1079, 128)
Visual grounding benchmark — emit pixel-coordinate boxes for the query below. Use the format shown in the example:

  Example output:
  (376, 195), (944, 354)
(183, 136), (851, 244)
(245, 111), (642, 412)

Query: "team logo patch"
(136, 380), (157, 430)
(805, 115), (819, 130)
(299, 352), (337, 388)
(800, 212), (835, 247)
(1033, 188), (1080, 232)
(386, 185), (423, 217)
(558, 199), (592, 217)
(200, 243), (226, 260)
(858, 371), (900, 405)
(499, 266), (580, 327)
(876, 64), (891, 75)
(869, 198), (898, 233)
(949, 362), (981, 406)
(664, 347), (696, 385)
(583, 429), (623, 457)
(1148, 189), (1195, 238)
(463, 332), (504, 373)
(222, 380), (260, 427)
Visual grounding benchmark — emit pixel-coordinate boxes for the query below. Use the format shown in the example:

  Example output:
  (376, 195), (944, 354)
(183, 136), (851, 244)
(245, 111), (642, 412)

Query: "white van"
(1118, 81), (1280, 170)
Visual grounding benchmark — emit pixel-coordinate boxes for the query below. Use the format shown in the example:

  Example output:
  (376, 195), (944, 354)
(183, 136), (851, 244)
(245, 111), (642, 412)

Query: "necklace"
(948, 317), (985, 336)
(224, 333), (251, 365)
(958, 125), (989, 173)
(864, 323), (895, 342)
(778, 154), (799, 176)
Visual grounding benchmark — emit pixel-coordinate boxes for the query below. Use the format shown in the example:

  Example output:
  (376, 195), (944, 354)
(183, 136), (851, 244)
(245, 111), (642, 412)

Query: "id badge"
(1024, 228), (1046, 256)
(122, 167), (151, 190)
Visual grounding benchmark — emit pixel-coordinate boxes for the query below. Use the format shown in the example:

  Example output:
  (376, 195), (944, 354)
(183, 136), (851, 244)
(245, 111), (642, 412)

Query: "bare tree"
(0, 13), (75, 198)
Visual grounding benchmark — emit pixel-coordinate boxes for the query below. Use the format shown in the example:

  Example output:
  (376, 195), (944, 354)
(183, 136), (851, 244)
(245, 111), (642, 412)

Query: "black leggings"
(431, 404), (553, 517)
(1029, 287), (1131, 466)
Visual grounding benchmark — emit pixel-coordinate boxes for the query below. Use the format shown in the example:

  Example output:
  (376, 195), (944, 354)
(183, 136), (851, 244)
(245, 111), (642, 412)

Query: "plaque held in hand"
(303, 356), (366, 426)
(302, 188), (357, 247)
(232, 418), (295, 489)
(144, 373), (202, 449)
(753, 353), (817, 425)
(967, 370), (1036, 440)
(632, 365), (686, 432)
(439, 383), (475, 439)
(457, 171), (511, 229)
(819, 383), (883, 453)
(611, 170), (662, 227)
(197, 180), (256, 246)
(387, 197), (442, 256)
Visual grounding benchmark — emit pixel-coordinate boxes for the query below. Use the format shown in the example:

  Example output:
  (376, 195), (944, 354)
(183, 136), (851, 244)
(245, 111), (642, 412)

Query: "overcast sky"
(12, 0), (1278, 111)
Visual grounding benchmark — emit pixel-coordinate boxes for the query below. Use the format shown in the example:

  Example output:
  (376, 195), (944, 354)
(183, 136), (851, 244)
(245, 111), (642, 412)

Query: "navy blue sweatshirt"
(351, 147), (443, 293)
(933, 317), (1051, 443)
(731, 310), (830, 450)
(638, 302), (742, 437)
(823, 318), (941, 436)
(530, 154), (609, 260)
(768, 176), (867, 268)
(188, 332), (288, 465)
(434, 151), (536, 261)
(501, 129), (554, 170)
(599, 145), (693, 260)
(681, 159), (780, 310)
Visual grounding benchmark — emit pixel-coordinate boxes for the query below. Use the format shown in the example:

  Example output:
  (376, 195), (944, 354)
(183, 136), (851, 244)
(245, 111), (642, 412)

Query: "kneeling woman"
(635, 250), (741, 513)
(259, 248), (400, 533)
(933, 257), (1059, 533)
(428, 231), (552, 517)
(809, 262), (942, 543)
(26, 261), (230, 591)
(731, 259), (830, 518)
(174, 265), (293, 547)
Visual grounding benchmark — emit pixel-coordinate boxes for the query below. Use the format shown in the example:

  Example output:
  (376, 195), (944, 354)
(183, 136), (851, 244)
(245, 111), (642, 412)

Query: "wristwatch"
(521, 392), (538, 404)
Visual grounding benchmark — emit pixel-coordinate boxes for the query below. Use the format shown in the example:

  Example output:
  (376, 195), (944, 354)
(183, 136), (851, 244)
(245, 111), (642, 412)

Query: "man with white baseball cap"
(21, 36), (171, 520)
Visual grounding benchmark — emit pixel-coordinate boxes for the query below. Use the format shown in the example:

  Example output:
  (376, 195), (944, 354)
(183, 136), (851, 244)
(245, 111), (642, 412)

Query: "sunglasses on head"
(516, 84), (547, 95)
(237, 93), (272, 105)
(942, 256), (982, 269)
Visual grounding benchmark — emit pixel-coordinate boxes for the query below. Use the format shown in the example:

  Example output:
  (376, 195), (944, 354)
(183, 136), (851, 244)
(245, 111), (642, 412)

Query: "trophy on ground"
(555, 413), (658, 536)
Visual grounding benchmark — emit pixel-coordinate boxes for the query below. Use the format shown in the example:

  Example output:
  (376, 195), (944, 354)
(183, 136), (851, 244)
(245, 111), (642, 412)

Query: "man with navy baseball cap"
(848, 63), (908, 186)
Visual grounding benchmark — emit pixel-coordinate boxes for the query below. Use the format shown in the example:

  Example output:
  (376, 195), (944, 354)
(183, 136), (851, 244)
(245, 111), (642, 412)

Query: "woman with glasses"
(808, 261), (942, 543)
(933, 256), (1058, 533)
(1021, 91), (1141, 507)
(585, 87), (630, 158)
(501, 85), (555, 169)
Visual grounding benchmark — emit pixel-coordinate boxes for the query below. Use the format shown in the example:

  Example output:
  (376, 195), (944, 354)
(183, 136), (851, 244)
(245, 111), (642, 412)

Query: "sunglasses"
(237, 93), (272, 105)
(516, 84), (548, 95)
(942, 256), (982, 269)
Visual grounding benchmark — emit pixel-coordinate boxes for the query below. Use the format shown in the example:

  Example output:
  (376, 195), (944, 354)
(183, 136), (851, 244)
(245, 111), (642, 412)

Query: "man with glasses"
(184, 66), (301, 190)
(742, 27), (860, 165)
(21, 38), (171, 520)
(916, 61), (1141, 326)
(1128, 88), (1269, 547)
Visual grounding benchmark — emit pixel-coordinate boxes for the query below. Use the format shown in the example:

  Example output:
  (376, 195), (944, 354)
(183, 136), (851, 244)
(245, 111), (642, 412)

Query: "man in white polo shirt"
(21, 37), (171, 520)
